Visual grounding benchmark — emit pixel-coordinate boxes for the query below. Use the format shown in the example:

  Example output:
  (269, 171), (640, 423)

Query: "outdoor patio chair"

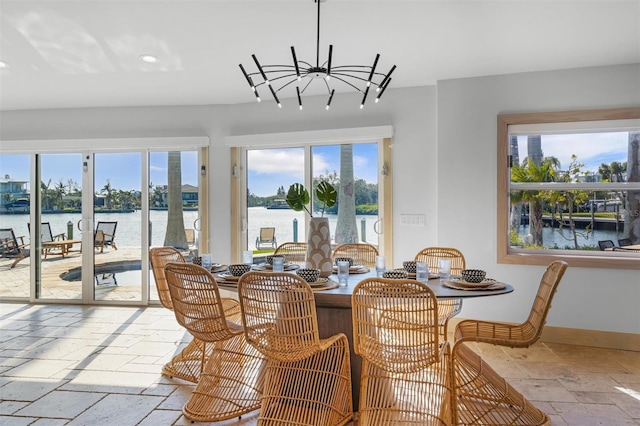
(28, 222), (66, 258)
(149, 246), (241, 383)
(255, 226), (277, 250)
(414, 246), (466, 338)
(184, 228), (197, 254)
(0, 228), (30, 268)
(332, 243), (378, 268)
(164, 262), (265, 422)
(352, 278), (452, 425)
(618, 238), (632, 247)
(597, 239), (615, 250)
(450, 260), (568, 425)
(274, 241), (307, 266)
(238, 271), (353, 425)
(94, 221), (118, 253)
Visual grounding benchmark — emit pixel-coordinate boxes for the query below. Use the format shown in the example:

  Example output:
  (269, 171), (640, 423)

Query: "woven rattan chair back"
(414, 246), (466, 275)
(164, 262), (265, 423)
(415, 247), (466, 338)
(238, 271), (353, 425)
(149, 247), (185, 310)
(164, 262), (240, 343)
(352, 278), (442, 373)
(455, 260), (568, 348)
(238, 271), (321, 361)
(352, 278), (452, 425)
(274, 241), (308, 266)
(522, 260), (568, 345)
(332, 243), (379, 268)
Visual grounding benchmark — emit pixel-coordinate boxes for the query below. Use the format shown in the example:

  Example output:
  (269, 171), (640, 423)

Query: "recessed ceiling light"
(0, 61), (9, 68)
(139, 54), (157, 63)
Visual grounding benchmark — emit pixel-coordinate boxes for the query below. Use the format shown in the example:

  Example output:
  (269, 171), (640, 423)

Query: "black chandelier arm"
(327, 74), (365, 93)
(252, 72), (300, 88)
(330, 71), (373, 84)
(274, 76), (301, 93)
(299, 77), (315, 95)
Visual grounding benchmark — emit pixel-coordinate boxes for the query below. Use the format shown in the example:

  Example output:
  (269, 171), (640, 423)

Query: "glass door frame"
(231, 136), (394, 265)
(0, 136), (209, 306)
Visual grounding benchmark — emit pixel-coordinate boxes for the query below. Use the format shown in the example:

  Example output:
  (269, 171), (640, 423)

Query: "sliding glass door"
(243, 141), (384, 256)
(0, 146), (205, 305)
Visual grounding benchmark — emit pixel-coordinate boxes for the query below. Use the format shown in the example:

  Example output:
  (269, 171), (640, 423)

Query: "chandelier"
(239, 0), (396, 110)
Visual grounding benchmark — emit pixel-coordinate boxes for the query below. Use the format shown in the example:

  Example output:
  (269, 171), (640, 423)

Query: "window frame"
(497, 107), (640, 270)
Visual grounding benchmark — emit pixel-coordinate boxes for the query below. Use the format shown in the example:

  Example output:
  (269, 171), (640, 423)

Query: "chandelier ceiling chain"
(239, 0), (396, 110)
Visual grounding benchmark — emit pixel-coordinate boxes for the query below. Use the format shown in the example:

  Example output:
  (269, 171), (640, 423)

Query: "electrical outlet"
(400, 214), (425, 227)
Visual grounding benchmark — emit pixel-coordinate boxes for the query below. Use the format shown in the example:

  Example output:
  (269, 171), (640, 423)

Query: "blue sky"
(1, 145), (377, 198)
(0, 152), (198, 192)
(515, 132), (629, 173)
(247, 143), (378, 197)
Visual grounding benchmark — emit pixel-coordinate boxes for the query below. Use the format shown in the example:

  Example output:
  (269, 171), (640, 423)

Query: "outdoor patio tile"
(66, 394), (163, 426)
(557, 372), (623, 392)
(142, 383), (179, 396)
(0, 378), (63, 401)
(0, 336), (55, 352)
(58, 369), (161, 394)
(0, 400), (29, 415)
(30, 418), (71, 425)
(0, 330), (29, 343)
(4, 360), (75, 379)
(15, 390), (105, 419)
(508, 378), (578, 402)
(157, 385), (194, 410)
(0, 357), (32, 368)
(0, 415), (37, 426)
(551, 401), (637, 425)
(137, 409), (182, 426)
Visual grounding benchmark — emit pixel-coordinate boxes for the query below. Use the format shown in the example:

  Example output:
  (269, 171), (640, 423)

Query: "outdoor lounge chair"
(28, 222), (66, 258)
(0, 228), (30, 268)
(255, 226), (277, 250)
(618, 238), (632, 247)
(94, 221), (118, 253)
(597, 239), (615, 251)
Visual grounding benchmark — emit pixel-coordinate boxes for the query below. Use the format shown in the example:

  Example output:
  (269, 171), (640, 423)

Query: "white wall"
(437, 63), (640, 334)
(1, 64), (638, 335)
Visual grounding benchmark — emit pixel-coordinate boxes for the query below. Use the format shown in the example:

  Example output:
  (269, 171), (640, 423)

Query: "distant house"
(152, 184), (198, 208)
(0, 175), (29, 210)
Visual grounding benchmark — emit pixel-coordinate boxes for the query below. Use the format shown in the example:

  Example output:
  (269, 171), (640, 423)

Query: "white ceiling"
(0, 0), (638, 111)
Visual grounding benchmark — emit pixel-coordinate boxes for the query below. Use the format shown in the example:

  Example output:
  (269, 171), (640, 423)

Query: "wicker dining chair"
(414, 247), (466, 338)
(332, 243), (379, 268)
(164, 262), (265, 423)
(450, 260), (568, 425)
(352, 278), (452, 425)
(149, 247), (241, 383)
(238, 271), (353, 426)
(274, 241), (307, 266)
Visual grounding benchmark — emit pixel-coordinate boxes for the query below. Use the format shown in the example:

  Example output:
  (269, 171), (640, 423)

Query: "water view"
(0, 207), (380, 251)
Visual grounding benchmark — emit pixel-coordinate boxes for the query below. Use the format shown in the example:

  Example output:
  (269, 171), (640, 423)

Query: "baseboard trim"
(540, 326), (640, 352)
(448, 319), (639, 352)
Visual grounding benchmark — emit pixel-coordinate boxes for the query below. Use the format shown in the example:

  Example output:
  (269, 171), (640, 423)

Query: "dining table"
(215, 264), (514, 411)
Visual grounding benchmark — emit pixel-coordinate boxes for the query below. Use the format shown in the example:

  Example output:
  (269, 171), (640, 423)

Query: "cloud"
(517, 132), (629, 172)
(248, 149), (332, 177)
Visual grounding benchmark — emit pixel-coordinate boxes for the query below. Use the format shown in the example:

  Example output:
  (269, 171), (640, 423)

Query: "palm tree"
(511, 157), (558, 246)
(54, 180), (66, 210)
(334, 144), (358, 244)
(164, 151), (188, 249)
(100, 180), (113, 210)
(548, 155), (590, 249)
(626, 132), (640, 243)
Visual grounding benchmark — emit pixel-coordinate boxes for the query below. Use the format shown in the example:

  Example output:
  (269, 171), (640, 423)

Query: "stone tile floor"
(0, 302), (638, 425)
